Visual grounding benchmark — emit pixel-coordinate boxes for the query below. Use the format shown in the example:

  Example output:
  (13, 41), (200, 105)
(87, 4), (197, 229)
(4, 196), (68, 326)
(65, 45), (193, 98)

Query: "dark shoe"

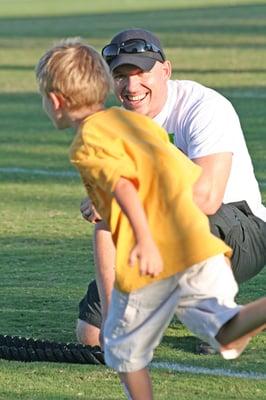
(195, 340), (218, 355)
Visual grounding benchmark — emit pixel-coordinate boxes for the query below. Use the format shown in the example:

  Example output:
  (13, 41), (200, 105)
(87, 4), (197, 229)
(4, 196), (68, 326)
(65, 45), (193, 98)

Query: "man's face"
(112, 61), (171, 118)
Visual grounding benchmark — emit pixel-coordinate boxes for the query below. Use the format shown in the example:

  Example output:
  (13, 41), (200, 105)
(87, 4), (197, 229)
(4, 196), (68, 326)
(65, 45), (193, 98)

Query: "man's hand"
(80, 197), (102, 224)
(130, 238), (163, 277)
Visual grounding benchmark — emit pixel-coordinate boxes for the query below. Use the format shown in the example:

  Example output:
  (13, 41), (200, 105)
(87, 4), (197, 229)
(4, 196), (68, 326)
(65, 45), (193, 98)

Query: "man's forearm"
(93, 221), (115, 319)
(192, 153), (232, 215)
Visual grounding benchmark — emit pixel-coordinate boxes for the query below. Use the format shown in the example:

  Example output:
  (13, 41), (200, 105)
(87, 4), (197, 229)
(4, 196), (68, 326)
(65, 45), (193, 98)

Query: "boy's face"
(112, 60), (171, 119)
(42, 93), (70, 130)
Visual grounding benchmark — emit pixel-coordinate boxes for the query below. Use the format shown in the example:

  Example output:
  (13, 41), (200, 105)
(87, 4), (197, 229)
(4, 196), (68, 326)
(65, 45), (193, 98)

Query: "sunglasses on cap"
(101, 39), (165, 64)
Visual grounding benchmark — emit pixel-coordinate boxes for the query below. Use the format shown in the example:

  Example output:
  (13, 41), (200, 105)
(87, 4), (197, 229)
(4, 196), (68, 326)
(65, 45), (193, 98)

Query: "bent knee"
(76, 319), (100, 346)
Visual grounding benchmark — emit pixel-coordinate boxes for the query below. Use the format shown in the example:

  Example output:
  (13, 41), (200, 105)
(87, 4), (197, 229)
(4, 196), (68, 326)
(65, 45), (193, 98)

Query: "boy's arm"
(113, 177), (163, 277)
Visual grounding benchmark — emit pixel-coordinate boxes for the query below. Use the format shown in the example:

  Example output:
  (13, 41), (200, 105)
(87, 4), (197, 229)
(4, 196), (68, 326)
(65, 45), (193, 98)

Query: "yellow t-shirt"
(70, 107), (232, 293)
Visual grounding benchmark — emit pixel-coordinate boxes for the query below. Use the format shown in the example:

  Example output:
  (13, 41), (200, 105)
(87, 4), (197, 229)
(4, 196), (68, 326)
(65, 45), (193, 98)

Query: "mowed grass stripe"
(1, 167), (266, 187)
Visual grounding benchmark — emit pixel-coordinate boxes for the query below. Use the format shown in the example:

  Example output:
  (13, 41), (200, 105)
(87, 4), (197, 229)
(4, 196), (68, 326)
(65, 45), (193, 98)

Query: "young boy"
(36, 39), (266, 400)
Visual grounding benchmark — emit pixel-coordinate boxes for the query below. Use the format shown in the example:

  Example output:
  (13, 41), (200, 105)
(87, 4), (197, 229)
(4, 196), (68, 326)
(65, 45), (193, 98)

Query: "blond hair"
(36, 38), (113, 110)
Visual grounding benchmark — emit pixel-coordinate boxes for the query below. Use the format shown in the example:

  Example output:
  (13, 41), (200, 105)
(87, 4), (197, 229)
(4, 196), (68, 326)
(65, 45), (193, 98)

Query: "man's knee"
(76, 318), (100, 346)
(208, 202), (266, 283)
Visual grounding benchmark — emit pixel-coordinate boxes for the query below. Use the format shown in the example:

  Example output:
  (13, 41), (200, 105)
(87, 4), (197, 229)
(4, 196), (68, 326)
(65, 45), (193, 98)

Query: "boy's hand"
(80, 197), (102, 224)
(129, 238), (163, 277)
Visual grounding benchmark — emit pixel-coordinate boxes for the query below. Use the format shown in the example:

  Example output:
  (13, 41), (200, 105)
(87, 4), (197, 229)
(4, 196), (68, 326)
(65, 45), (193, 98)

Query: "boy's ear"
(49, 92), (65, 110)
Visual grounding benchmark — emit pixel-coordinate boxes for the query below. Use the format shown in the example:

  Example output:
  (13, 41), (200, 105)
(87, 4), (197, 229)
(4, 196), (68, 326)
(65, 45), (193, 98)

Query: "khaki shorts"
(104, 254), (242, 372)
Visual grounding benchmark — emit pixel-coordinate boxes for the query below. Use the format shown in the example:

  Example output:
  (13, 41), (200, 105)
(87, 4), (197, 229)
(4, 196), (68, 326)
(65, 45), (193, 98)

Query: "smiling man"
(113, 62), (169, 117)
(104, 31), (170, 118)
(76, 29), (266, 353)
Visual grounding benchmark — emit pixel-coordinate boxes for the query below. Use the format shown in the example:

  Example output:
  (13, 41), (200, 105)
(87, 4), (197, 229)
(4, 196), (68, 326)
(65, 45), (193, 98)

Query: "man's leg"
(209, 201), (266, 283)
(76, 280), (102, 346)
(76, 319), (100, 346)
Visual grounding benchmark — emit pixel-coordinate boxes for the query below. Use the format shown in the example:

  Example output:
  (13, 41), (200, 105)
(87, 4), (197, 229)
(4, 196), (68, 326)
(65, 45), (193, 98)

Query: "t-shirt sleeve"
(71, 133), (138, 195)
(185, 97), (241, 159)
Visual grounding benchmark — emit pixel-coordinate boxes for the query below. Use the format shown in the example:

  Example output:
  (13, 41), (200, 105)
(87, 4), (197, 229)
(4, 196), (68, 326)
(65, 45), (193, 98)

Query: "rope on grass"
(0, 334), (105, 365)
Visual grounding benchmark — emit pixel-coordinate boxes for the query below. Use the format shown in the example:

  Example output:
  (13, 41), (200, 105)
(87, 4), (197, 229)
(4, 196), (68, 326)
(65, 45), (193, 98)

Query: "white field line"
(151, 361), (266, 380)
(1, 167), (266, 187)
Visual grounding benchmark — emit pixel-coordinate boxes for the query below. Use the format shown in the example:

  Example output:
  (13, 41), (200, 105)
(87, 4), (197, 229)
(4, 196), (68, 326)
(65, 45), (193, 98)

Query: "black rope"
(0, 334), (105, 365)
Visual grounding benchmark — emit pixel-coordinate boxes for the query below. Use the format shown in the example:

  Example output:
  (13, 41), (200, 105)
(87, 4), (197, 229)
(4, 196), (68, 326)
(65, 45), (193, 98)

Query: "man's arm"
(93, 221), (115, 321)
(192, 152), (232, 215)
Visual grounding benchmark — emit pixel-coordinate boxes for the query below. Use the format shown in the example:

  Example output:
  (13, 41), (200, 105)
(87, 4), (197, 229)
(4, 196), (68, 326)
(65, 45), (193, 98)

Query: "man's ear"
(49, 92), (65, 110)
(162, 60), (172, 80)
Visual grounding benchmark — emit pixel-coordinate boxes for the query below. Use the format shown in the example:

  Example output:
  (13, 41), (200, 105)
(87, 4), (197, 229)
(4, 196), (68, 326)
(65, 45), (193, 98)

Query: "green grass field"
(0, 0), (266, 399)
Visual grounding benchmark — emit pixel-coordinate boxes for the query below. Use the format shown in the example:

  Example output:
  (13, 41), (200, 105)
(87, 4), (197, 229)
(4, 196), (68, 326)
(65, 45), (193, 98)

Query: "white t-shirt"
(154, 79), (266, 221)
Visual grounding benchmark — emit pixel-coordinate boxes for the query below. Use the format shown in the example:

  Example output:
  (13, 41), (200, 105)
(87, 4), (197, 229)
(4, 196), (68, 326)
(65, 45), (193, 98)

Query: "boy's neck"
(69, 104), (105, 129)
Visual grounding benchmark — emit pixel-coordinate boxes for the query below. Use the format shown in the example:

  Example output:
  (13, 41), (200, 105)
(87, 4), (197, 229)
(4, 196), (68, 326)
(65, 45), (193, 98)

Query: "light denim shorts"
(104, 254), (241, 372)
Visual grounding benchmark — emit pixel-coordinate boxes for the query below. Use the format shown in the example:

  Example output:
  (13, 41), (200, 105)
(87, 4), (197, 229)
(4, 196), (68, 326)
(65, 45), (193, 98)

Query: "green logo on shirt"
(168, 132), (175, 144)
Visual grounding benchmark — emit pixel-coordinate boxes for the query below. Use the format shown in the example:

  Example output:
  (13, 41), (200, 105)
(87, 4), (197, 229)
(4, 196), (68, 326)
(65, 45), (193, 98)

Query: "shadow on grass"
(162, 334), (200, 354)
(0, 3), (266, 49)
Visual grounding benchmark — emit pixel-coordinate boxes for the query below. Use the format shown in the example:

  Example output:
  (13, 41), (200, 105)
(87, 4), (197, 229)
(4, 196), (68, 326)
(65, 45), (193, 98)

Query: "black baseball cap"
(102, 29), (166, 72)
